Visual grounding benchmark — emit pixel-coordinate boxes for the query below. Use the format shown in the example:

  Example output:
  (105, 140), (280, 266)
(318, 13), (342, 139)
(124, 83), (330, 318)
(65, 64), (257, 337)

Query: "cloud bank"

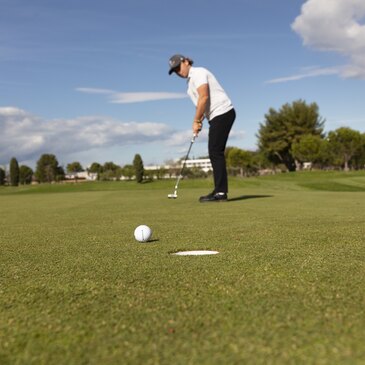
(76, 88), (187, 103)
(292, 0), (365, 79)
(266, 66), (341, 84)
(0, 107), (245, 165)
(0, 107), (171, 163)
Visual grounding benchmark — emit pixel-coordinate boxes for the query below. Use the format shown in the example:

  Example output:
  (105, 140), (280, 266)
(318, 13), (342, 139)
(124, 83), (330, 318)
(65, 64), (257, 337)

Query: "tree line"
(0, 154), (145, 186)
(256, 100), (365, 172)
(225, 100), (365, 176)
(1, 99), (364, 186)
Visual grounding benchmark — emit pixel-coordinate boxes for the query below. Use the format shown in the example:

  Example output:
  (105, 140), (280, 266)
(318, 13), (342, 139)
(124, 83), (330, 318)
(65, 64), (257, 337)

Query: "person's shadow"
(227, 195), (273, 202)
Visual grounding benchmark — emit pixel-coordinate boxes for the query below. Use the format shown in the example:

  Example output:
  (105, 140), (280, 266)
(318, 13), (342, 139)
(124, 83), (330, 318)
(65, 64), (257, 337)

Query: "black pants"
(208, 108), (236, 193)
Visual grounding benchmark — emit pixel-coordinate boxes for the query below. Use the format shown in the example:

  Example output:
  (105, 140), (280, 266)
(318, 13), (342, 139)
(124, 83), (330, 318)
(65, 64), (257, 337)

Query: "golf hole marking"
(172, 250), (219, 256)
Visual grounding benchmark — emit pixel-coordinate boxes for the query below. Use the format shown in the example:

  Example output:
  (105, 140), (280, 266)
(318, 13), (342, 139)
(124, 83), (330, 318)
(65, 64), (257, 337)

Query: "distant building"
(144, 165), (172, 171)
(185, 158), (212, 172)
(144, 158), (212, 179)
(145, 159), (212, 173)
(64, 171), (98, 181)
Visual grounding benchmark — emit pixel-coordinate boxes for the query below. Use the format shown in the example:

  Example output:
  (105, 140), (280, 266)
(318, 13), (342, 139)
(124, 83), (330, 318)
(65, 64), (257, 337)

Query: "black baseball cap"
(168, 54), (185, 75)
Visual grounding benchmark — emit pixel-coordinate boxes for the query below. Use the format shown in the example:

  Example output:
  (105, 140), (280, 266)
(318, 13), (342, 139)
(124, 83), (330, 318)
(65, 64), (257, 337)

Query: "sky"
(1, 0), (365, 170)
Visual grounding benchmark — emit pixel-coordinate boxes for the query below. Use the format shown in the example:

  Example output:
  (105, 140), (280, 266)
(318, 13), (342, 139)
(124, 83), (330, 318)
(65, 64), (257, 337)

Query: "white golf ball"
(134, 225), (152, 242)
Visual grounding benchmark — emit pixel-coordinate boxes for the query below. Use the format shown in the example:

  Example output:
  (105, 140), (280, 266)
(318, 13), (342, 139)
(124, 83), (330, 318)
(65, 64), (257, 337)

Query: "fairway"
(1, 172), (365, 364)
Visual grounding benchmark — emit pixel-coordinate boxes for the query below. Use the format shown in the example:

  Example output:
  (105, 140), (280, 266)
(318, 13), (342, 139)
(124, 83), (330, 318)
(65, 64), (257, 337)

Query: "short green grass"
(1, 171), (365, 364)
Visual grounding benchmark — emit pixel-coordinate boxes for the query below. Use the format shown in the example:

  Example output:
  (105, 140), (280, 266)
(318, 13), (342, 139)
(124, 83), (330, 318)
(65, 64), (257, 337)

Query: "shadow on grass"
(227, 194), (273, 202)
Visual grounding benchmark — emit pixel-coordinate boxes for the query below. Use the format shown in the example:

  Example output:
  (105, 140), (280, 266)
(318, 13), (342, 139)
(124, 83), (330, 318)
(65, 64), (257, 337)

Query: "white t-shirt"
(187, 66), (233, 121)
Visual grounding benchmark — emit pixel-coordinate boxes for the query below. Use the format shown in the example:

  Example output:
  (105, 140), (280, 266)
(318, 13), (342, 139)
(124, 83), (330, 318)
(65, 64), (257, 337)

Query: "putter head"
(168, 193), (178, 199)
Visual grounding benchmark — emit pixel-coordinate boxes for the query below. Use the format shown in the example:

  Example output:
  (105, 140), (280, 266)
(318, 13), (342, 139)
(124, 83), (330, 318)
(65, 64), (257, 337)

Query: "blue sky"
(1, 0), (365, 169)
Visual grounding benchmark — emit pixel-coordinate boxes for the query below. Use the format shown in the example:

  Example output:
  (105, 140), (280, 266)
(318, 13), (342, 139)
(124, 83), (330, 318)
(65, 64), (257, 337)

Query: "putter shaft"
(168, 134), (196, 199)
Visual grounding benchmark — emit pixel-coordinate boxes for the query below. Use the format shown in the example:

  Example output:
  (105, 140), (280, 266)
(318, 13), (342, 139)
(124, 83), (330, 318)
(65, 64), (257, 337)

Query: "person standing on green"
(169, 54), (236, 202)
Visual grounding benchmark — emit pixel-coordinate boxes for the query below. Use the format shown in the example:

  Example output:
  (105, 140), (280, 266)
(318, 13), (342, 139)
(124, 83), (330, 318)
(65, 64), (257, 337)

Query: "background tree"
(35, 154), (61, 183)
(316, 139), (333, 169)
(0, 167), (5, 185)
(88, 162), (103, 174)
(9, 157), (20, 186)
(133, 154), (144, 183)
(88, 162), (103, 180)
(258, 100), (325, 171)
(56, 166), (65, 181)
(185, 166), (208, 179)
(352, 133), (365, 170)
(291, 134), (324, 168)
(103, 161), (119, 172)
(99, 170), (116, 181)
(155, 166), (167, 180)
(226, 147), (255, 177)
(99, 161), (120, 181)
(19, 165), (34, 185)
(327, 127), (362, 171)
(66, 161), (83, 173)
(121, 164), (134, 180)
(251, 151), (272, 171)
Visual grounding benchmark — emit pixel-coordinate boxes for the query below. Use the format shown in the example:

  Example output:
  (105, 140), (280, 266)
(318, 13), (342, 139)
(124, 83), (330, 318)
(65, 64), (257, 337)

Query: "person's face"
(174, 59), (190, 78)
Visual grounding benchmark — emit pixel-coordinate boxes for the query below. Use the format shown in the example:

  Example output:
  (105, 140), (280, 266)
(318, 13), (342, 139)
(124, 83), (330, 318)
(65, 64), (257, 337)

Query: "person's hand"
(193, 120), (203, 135)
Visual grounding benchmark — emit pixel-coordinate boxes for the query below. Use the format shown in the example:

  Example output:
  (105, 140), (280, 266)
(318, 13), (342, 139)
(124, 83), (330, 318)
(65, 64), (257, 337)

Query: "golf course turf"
(1, 171), (365, 364)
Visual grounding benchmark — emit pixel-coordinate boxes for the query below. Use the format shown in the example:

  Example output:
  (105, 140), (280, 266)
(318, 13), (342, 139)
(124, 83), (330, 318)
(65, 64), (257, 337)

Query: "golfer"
(169, 54), (236, 202)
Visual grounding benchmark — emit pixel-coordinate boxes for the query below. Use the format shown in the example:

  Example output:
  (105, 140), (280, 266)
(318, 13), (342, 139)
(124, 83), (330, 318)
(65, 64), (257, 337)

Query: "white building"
(185, 158), (212, 172)
(144, 165), (172, 171)
(143, 158), (212, 179)
(65, 171), (98, 181)
(145, 159), (212, 173)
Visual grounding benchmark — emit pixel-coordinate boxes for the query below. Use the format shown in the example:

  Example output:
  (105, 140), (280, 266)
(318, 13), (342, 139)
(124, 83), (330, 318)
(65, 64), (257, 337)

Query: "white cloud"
(292, 0), (365, 79)
(166, 129), (207, 147)
(0, 107), (171, 163)
(110, 92), (187, 104)
(266, 66), (341, 84)
(75, 87), (114, 95)
(0, 107), (246, 166)
(76, 87), (187, 104)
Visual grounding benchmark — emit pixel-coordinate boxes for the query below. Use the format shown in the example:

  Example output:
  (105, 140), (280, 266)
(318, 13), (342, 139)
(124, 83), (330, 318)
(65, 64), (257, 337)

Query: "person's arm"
(192, 83), (209, 135)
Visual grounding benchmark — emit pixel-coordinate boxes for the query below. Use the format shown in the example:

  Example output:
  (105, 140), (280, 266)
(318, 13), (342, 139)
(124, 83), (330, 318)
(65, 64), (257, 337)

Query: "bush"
(9, 157), (19, 186)
(19, 165), (34, 185)
(0, 167), (5, 185)
(133, 154), (144, 183)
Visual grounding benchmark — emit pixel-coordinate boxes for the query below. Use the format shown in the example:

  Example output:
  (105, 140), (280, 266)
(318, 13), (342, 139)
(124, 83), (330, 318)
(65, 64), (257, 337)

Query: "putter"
(168, 134), (197, 199)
